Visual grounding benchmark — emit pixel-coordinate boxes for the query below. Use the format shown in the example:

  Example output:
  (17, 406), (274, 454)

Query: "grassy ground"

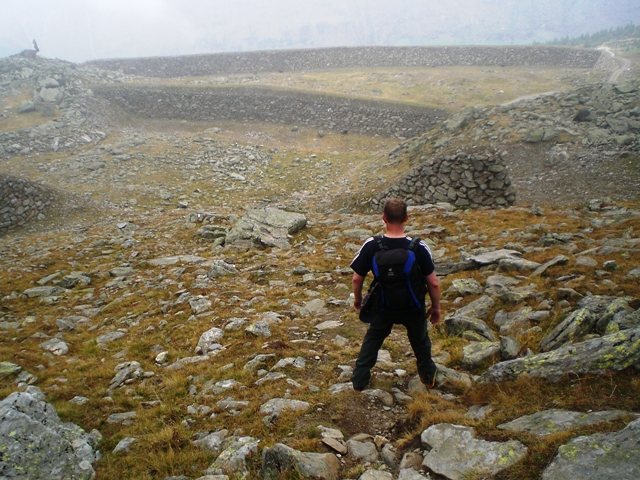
(127, 65), (611, 112)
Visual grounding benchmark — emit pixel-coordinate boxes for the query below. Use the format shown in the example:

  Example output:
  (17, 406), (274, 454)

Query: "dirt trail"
(597, 46), (631, 83)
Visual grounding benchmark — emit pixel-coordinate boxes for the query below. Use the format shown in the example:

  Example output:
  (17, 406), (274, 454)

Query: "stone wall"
(0, 174), (52, 234)
(85, 46), (603, 78)
(93, 85), (447, 137)
(373, 150), (516, 209)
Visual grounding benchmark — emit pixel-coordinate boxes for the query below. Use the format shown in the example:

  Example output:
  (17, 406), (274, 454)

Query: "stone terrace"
(86, 45), (603, 78)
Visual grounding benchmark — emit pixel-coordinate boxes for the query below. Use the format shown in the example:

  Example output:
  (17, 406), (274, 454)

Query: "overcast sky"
(2, 0), (639, 63)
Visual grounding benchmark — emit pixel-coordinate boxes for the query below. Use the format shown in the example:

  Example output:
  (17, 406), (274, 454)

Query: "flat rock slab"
(259, 398), (310, 416)
(421, 423), (527, 480)
(226, 207), (307, 250)
(542, 418), (640, 480)
(498, 409), (632, 436)
(479, 327), (640, 383)
(467, 249), (523, 266)
(148, 255), (206, 266)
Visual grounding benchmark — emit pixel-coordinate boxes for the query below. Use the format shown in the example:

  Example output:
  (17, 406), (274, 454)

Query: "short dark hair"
(383, 198), (407, 224)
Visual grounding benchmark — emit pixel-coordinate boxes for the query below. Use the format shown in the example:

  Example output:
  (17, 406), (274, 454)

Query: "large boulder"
(262, 443), (340, 480)
(542, 418), (640, 480)
(497, 409), (630, 436)
(0, 390), (99, 480)
(225, 207), (307, 249)
(478, 327), (640, 383)
(421, 423), (527, 480)
(540, 296), (620, 352)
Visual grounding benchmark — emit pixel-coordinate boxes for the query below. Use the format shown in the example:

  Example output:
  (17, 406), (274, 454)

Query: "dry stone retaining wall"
(0, 174), (52, 234)
(374, 150), (516, 209)
(86, 46), (603, 78)
(93, 85), (446, 137)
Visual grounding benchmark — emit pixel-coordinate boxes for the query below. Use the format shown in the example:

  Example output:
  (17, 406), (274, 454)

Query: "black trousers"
(351, 309), (436, 390)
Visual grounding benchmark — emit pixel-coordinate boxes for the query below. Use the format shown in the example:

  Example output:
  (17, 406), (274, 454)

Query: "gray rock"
(0, 391), (98, 480)
(205, 436), (260, 478)
(542, 418), (640, 480)
(465, 404), (495, 421)
(452, 295), (495, 320)
(461, 341), (501, 369)
(531, 255), (570, 277)
(226, 207), (307, 249)
(192, 429), (229, 452)
(445, 315), (496, 341)
(359, 470), (393, 480)
(262, 443), (340, 480)
(479, 327), (640, 383)
(259, 398), (310, 417)
(451, 278), (483, 296)
(108, 361), (143, 391)
(245, 320), (271, 337)
(627, 267), (640, 278)
(421, 423), (527, 480)
(18, 100), (36, 113)
(540, 301), (604, 352)
(39, 338), (69, 356)
(397, 468), (430, 479)
(362, 388), (394, 407)
(207, 260), (238, 278)
(148, 255), (205, 266)
(109, 266), (135, 277)
(96, 330), (126, 345)
(498, 409), (631, 436)
(498, 257), (541, 272)
(467, 249), (523, 266)
(190, 296), (212, 315)
(56, 315), (91, 331)
(107, 411), (137, 424)
(500, 336), (522, 360)
(196, 327), (224, 354)
(244, 354), (275, 372)
(347, 439), (379, 463)
(0, 361), (22, 377)
(23, 286), (64, 298)
(113, 437), (137, 453)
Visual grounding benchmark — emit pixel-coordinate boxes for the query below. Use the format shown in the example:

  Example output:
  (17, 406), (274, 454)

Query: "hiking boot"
(422, 370), (437, 390)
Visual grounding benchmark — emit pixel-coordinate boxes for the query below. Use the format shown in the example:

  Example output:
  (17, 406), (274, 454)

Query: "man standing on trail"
(350, 198), (441, 392)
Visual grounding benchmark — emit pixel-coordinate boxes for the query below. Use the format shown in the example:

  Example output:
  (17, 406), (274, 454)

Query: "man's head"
(383, 198), (408, 225)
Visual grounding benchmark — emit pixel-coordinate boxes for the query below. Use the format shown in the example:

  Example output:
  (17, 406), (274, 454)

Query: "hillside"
(1, 47), (640, 480)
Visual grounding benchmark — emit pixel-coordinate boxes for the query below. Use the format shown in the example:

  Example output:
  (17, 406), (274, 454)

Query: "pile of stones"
(373, 149), (516, 209)
(0, 174), (52, 234)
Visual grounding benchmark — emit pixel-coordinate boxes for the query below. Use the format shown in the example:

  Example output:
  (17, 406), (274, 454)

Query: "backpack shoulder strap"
(408, 237), (422, 252)
(374, 235), (387, 251)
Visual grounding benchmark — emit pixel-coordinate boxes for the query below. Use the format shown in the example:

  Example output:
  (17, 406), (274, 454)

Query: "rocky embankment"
(0, 56), (129, 160)
(382, 77), (640, 207)
(85, 45), (603, 77)
(1, 200), (639, 479)
(92, 85), (447, 138)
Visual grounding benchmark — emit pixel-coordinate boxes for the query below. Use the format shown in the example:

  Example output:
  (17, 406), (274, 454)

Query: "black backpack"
(371, 236), (427, 312)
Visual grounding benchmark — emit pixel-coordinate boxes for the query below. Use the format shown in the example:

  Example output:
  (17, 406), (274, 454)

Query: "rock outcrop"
(0, 389), (100, 480)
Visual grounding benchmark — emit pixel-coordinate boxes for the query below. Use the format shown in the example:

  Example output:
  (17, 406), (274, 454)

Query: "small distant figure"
(17, 40), (39, 59)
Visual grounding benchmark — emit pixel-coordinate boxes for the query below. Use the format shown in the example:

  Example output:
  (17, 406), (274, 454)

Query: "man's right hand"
(428, 306), (441, 325)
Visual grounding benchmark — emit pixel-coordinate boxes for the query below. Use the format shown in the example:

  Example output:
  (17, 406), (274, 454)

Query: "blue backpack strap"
(371, 236), (386, 278)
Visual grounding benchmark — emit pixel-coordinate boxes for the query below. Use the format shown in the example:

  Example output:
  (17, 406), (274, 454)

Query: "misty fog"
(2, 0), (639, 62)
